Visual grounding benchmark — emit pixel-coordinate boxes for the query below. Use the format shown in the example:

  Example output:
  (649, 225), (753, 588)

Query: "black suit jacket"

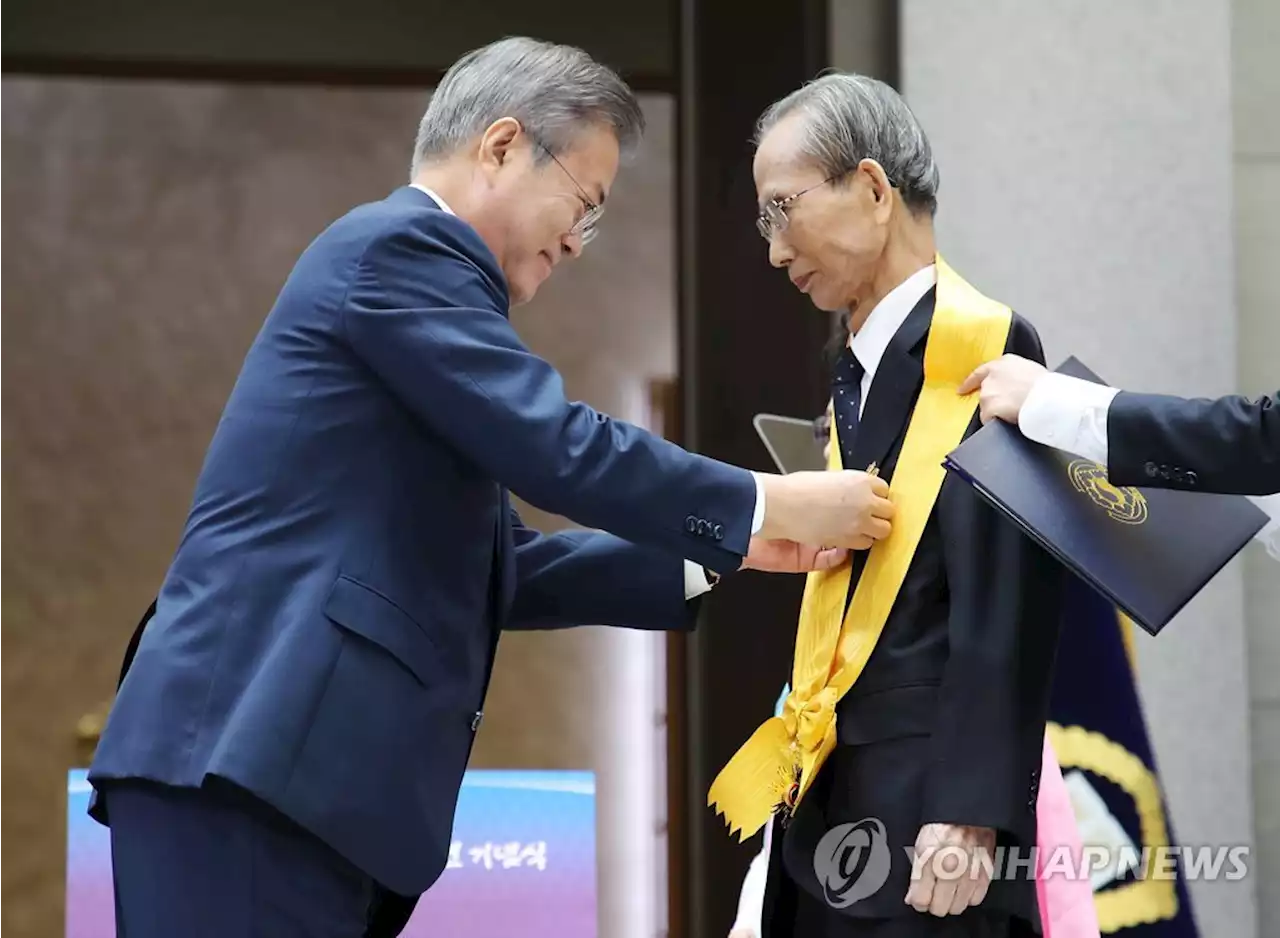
(763, 292), (1067, 932)
(1108, 389), (1279, 495)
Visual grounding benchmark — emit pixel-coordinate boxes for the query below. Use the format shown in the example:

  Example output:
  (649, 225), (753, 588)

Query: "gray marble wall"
(1234, 0), (1280, 931)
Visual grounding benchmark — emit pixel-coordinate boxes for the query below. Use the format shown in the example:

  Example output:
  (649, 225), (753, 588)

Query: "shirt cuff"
(1019, 372), (1119, 465)
(1248, 493), (1280, 562)
(684, 560), (714, 599)
(750, 472), (767, 536)
(732, 835), (771, 935)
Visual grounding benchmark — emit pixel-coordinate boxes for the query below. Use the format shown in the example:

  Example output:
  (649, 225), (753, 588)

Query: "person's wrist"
(755, 474), (790, 541)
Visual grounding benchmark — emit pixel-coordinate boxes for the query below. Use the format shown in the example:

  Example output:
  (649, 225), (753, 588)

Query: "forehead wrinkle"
(756, 154), (822, 211)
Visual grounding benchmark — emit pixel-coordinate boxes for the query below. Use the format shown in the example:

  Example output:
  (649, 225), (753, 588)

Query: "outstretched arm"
(506, 511), (849, 631)
(960, 354), (1279, 496)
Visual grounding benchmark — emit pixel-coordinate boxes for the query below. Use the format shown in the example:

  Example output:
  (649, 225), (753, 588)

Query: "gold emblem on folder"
(1068, 460), (1148, 525)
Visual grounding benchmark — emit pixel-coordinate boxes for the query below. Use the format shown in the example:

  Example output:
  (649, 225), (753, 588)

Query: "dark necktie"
(831, 345), (865, 468)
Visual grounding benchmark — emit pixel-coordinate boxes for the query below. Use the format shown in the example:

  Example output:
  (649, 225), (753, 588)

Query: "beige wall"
(1, 78), (675, 937)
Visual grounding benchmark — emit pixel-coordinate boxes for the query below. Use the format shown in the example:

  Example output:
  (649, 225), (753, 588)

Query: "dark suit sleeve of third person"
(1106, 388), (1280, 496)
(922, 313), (1068, 848)
(340, 212), (755, 575)
(504, 508), (700, 632)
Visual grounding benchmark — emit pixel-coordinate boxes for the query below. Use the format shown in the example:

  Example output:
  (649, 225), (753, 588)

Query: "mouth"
(791, 272), (814, 294)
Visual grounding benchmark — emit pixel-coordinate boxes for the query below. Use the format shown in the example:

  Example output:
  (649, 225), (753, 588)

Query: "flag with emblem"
(1046, 577), (1201, 935)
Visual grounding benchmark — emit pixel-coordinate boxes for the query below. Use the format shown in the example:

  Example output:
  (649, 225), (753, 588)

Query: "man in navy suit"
(90, 37), (896, 936)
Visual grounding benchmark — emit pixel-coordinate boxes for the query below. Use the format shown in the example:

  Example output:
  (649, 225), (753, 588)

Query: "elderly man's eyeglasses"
(535, 140), (604, 245)
(756, 171), (854, 241)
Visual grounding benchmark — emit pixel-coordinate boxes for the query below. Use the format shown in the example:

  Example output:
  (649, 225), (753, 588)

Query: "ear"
(858, 158), (894, 221)
(477, 117), (523, 172)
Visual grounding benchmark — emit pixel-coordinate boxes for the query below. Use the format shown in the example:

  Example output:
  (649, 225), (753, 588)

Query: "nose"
(561, 231), (584, 261)
(767, 234), (793, 269)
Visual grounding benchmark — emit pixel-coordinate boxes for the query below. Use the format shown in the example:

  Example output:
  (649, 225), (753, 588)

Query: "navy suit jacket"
(89, 187), (757, 895)
(1108, 389), (1279, 495)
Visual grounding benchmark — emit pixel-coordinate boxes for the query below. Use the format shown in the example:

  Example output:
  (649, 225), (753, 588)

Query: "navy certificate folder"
(943, 357), (1267, 636)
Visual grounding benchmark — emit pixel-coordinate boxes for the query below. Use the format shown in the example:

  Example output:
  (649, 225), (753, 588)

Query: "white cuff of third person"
(1019, 372), (1119, 465)
(1249, 493), (1280, 561)
(750, 472), (767, 535)
(684, 561), (714, 599)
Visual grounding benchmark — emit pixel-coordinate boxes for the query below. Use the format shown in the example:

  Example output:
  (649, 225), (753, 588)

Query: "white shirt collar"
(409, 183), (455, 216)
(848, 264), (937, 380)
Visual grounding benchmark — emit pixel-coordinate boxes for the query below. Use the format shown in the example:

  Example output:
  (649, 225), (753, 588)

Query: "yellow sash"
(707, 256), (1013, 840)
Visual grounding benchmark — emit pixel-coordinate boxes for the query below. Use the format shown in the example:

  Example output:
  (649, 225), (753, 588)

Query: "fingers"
(957, 361), (991, 395)
(949, 870), (976, 915)
(978, 395), (996, 424)
(905, 825), (993, 918)
(867, 474), (891, 498)
(968, 868), (991, 907)
(869, 494), (895, 519)
(905, 856), (935, 913)
(909, 852), (985, 917)
(864, 517), (892, 541)
(929, 876), (958, 917)
(813, 547), (849, 569)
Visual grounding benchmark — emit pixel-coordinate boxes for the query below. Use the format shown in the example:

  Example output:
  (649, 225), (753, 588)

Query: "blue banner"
(1047, 579), (1201, 935)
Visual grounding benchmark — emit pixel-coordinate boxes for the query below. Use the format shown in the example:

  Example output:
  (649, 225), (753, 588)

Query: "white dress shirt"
(848, 264), (939, 407)
(1020, 371), (1280, 559)
(732, 824), (771, 935)
(408, 184), (753, 594)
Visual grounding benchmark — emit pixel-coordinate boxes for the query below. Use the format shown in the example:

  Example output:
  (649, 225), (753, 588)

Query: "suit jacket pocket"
(323, 575), (442, 686)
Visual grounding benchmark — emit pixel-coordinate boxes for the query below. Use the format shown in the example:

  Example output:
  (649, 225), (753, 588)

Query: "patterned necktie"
(831, 345), (865, 466)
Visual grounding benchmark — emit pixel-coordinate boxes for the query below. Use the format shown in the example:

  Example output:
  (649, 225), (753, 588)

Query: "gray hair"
(756, 72), (940, 216)
(411, 37), (645, 175)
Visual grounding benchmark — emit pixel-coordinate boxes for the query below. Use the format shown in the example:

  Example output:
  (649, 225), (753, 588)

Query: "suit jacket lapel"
(849, 290), (935, 474)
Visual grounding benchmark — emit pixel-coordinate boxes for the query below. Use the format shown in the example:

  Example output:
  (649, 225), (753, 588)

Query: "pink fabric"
(1034, 737), (1100, 938)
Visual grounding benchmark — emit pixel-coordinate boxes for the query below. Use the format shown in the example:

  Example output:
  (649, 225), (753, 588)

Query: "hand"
(758, 470), (894, 551)
(905, 823), (996, 917)
(742, 538), (849, 573)
(958, 354), (1049, 425)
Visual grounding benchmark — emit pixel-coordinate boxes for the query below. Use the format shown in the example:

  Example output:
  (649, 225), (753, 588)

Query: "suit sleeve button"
(685, 515), (698, 534)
